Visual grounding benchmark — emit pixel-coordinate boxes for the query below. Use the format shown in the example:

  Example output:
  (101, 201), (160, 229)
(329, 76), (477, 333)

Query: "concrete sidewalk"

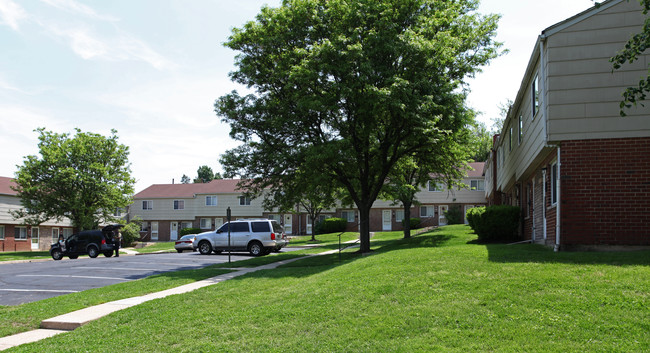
(0, 245), (355, 351)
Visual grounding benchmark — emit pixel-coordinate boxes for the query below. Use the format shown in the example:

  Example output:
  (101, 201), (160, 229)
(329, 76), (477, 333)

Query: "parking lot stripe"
(81, 267), (160, 271)
(17, 274), (128, 281)
(0, 289), (79, 293)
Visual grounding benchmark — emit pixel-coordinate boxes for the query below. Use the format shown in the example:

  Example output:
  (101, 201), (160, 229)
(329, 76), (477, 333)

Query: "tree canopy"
(12, 128), (134, 231)
(216, 0), (501, 252)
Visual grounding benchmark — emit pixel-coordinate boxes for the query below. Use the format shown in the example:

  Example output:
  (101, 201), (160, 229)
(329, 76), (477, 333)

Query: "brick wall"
(560, 137), (650, 246)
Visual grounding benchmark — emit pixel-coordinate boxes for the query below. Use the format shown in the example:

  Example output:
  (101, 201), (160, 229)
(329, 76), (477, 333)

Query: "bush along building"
(128, 163), (487, 240)
(484, 0), (650, 250)
(0, 177), (75, 252)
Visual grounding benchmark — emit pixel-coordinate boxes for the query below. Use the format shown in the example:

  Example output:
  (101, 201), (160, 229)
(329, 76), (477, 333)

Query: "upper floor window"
(206, 195), (217, 206)
(142, 200), (153, 210)
(532, 74), (539, 118)
(239, 196), (251, 206)
(518, 114), (523, 144)
(470, 180), (485, 191)
(428, 181), (444, 192)
(173, 200), (185, 210)
(509, 127), (513, 152)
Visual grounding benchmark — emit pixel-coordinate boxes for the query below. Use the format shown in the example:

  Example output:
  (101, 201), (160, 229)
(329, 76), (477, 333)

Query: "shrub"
(315, 217), (348, 234)
(467, 205), (520, 243)
(180, 228), (202, 236)
(119, 218), (142, 247)
(401, 218), (421, 230)
(444, 206), (463, 225)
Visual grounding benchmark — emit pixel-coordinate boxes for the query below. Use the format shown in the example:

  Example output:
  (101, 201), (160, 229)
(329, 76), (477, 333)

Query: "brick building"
(484, 0), (650, 250)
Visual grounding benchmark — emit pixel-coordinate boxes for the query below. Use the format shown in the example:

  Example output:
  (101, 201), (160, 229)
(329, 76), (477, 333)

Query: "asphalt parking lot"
(0, 251), (261, 306)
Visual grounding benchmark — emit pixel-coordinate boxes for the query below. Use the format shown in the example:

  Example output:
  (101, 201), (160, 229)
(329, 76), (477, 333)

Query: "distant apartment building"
(485, 0), (650, 249)
(128, 163), (487, 240)
(0, 176), (74, 252)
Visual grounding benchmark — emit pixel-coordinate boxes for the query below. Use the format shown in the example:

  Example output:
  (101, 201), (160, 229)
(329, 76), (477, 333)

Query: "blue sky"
(0, 0), (595, 192)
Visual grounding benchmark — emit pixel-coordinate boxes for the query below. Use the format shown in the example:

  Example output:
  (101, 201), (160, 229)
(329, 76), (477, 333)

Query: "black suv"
(50, 224), (123, 260)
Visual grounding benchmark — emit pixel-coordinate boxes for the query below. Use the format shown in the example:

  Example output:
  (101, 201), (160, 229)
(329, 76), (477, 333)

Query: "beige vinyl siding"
(0, 195), (73, 226)
(545, 0), (650, 141)
(133, 194), (266, 221)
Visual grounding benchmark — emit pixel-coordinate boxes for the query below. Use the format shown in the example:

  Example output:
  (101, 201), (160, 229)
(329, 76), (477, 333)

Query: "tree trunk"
(310, 214), (316, 241)
(403, 201), (412, 239)
(358, 204), (371, 253)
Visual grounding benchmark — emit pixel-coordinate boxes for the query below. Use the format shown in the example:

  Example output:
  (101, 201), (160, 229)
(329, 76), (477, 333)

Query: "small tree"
(180, 174), (191, 184)
(194, 165), (215, 183)
(13, 128), (134, 231)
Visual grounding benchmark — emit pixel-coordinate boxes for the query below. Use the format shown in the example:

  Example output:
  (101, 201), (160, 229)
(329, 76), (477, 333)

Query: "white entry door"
(283, 214), (293, 235)
(382, 210), (392, 231)
(306, 217), (313, 235)
(439, 205), (449, 226)
(31, 227), (39, 250)
(170, 222), (178, 241)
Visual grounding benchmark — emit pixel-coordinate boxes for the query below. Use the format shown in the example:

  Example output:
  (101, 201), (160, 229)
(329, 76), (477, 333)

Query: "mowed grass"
(8, 225), (650, 352)
(0, 251), (51, 262)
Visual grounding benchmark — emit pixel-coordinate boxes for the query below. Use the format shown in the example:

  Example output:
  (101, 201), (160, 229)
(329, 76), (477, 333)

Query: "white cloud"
(40, 0), (118, 22)
(0, 0), (26, 31)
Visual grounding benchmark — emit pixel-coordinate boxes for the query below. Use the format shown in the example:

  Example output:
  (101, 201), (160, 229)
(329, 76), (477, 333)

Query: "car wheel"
(103, 251), (113, 257)
(68, 255), (78, 259)
(87, 245), (99, 258)
(248, 241), (264, 256)
(51, 248), (63, 260)
(176, 249), (183, 253)
(198, 241), (212, 255)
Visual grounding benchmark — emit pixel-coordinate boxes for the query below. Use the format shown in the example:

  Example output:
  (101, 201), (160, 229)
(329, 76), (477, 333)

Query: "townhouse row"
(127, 163), (487, 242)
(486, 0), (650, 250)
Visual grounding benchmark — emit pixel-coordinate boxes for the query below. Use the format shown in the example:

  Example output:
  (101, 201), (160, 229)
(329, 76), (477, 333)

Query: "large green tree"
(216, 0), (501, 253)
(12, 128), (134, 230)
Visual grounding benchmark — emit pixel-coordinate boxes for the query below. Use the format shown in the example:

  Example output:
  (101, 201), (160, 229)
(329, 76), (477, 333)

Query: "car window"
(251, 221), (270, 233)
(231, 222), (250, 232)
(271, 222), (284, 233)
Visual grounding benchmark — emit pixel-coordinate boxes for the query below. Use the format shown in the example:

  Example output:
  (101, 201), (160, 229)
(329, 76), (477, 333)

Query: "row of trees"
(180, 165), (223, 184)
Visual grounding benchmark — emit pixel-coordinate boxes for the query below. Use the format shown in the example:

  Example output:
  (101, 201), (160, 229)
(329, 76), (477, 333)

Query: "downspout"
(532, 180), (536, 243)
(542, 168), (547, 241)
(554, 147), (561, 252)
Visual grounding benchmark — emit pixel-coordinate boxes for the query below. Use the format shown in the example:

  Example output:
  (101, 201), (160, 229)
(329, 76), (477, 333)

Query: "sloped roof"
(0, 176), (17, 196)
(466, 162), (485, 178)
(134, 179), (245, 199)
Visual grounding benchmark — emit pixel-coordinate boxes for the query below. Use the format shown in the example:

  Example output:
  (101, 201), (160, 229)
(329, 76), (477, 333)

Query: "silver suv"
(193, 219), (288, 256)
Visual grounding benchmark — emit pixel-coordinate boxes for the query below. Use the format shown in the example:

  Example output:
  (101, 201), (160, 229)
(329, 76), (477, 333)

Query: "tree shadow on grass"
(483, 243), (650, 266)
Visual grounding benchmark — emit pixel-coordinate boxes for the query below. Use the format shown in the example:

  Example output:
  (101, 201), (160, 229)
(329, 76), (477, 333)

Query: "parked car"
(50, 224), (123, 260)
(193, 219), (288, 256)
(174, 234), (197, 253)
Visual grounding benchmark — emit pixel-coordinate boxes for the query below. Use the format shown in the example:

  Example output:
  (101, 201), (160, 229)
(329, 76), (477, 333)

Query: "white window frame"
(341, 210), (355, 223)
(428, 181), (443, 192)
(0, 225), (4, 240)
(420, 206), (434, 218)
(142, 200), (153, 210)
(551, 161), (558, 206)
(200, 218), (211, 229)
(151, 221), (159, 241)
(15, 226), (27, 240)
(205, 195), (217, 206)
(63, 228), (73, 237)
(470, 179), (485, 191)
(396, 210), (405, 222)
(532, 73), (539, 118)
(181, 222), (193, 230)
(239, 196), (251, 206)
(173, 200), (185, 210)
(518, 114), (523, 144)
(51, 228), (59, 243)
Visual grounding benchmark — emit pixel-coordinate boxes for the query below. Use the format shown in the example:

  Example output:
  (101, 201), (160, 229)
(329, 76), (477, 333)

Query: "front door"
(382, 210), (392, 231)
(31, 227), (39, 250)
(439, 205), (449, 226)
(283, 214), (293, 235)
(170, 222), (178, 241)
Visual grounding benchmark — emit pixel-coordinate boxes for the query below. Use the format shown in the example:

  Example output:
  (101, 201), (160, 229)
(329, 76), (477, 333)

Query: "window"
(51, 228), (59, 242)
(181, 222), (193, 230)
(551, 162), (558, 205)
(470, 180), (485, 191)
(428, 181), (444, 192)
(268, 214), (280, 221)
(200, 218), (211, 229)
(509, 127), (513, 152)
(518, 114), (523, 144)
(63, 228), (73, 237)
(0, 225), (4, 240)
(206, 196), (217, 206)
(341, 211), (355, 222)
(532, 74), (539, 118)
(420, 206), (434, 217)
(239, 196), (251, 206)
(251, 221), (271, 233)
(142, 200), (153, 210)
(396, 210), (405, 222)
(15, 227), (27, 240)
(114, 208), (123, 217)
(140, 222), (149, 232)
(173, 200), (184, 210)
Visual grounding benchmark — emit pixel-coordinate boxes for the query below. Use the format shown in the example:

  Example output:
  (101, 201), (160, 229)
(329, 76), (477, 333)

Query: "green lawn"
(0, 251), (51, 262)
(6, 225), (650, 352)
